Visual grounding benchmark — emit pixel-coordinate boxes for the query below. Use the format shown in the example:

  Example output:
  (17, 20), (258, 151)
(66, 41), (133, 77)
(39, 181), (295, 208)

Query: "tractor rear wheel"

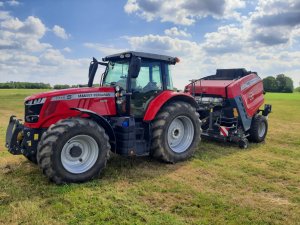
(150, 101), (201, 163)
(248, 114), (268, 143)
(24, 154), (37, 164)
(37, 118), (110, 184)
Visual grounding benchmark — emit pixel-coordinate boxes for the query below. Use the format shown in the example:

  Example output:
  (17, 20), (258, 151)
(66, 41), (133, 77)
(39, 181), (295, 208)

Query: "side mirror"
(88, 57), (98, 87)
(128, 56), (141, 79)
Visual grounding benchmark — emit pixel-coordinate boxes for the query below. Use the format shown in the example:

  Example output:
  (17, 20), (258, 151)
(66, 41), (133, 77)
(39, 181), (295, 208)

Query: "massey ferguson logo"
(51, 92), (114, 101)
(241, 77), (261, 91)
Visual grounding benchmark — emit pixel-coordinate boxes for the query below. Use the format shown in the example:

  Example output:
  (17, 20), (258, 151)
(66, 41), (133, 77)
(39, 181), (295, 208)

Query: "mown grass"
(0, 89), (299, 225)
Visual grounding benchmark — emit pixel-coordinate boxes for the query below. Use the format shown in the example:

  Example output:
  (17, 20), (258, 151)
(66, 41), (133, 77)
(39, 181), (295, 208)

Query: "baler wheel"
(150, 101), (201, 163)
(248, 114), (268, 143)
(37, 118), (110, 184)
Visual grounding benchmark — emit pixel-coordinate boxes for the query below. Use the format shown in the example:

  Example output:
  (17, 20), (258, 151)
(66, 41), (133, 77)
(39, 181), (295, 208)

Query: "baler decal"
(51, 92), (115, 101)
(220, 126), (229, 137)
(241, 77), (261, 91)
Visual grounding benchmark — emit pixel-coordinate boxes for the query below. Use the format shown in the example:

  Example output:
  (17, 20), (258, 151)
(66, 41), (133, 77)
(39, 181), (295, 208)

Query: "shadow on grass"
(193, 138), (253, 162)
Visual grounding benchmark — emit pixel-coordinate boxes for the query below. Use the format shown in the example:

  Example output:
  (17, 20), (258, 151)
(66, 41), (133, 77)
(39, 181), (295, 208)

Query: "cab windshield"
(102, 60), (129, 89)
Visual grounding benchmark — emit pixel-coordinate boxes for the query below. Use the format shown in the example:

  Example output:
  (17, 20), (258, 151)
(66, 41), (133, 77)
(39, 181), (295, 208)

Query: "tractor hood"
(25, 87), (115, 101)
(24, 86), (117, 129)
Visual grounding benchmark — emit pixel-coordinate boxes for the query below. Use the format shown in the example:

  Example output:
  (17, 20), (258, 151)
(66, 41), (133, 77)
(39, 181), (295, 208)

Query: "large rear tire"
(37, 118), (110, 184)
(24, 154), (37, 164)
(150, 101), (201, 163)
(248, 114), (268, 143)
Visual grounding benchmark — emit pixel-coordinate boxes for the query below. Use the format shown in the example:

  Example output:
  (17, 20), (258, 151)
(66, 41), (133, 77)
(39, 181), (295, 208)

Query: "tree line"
(263, 74), (294, 93)
(0, 82), (51, 89)
(0, 82), (86, 89)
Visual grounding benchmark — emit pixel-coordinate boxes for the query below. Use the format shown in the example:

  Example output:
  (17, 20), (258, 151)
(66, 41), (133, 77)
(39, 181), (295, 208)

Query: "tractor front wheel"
(150, 101), (201, 163)
(37, 118), (110, 184)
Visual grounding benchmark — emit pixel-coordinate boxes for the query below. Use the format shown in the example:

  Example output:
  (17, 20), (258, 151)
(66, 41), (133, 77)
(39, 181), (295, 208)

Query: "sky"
(0, 0), (300, 89)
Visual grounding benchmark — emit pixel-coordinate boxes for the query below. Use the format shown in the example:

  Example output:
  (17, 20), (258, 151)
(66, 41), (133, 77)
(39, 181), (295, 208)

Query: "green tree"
(53, 84), (70, 89)
(263, 76), (277, 92)
(276, 74), (294, 93)
(263, 75), (294, 93)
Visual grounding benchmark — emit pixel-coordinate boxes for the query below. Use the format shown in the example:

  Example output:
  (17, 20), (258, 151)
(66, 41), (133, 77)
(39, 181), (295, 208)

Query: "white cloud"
(248, 0), (300, 46)
(0, 10), (10, 19)
(124, 0), (139, 13)
(125, 34), (204, 88)
(124, 0), (245, 25)
(123, 30), (300, 89)
(126, 34), (200, 56)
(0, 13), (90, 86)
(0, 2), (4, 7)
(201, 25), (245, 54)
(62, 47), (71, 52)
(164, 27), (191, 37)
(0, 15), (50, 51)
(7, 0), (19, 6)
(52, 25), (70, 39)
(84, 42), (127, 56)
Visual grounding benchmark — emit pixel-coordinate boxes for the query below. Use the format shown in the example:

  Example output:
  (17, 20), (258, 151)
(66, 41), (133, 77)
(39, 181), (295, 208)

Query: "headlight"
(115, 85), (121, 92)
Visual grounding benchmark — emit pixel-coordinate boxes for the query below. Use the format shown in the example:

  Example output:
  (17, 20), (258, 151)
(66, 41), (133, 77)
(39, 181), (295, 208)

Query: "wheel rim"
(258, 122), (266, 138)
(167, 116), (194, 153)
(61, 135), (99, 174)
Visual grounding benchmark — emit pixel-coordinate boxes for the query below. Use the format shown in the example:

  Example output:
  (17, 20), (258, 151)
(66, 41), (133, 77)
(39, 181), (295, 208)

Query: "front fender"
(143, 91), (198, 122)
(71, 108), (116, 152)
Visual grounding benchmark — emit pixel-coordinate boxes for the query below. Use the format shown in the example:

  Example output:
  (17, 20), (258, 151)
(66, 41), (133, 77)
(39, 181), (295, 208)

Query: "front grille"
(25, 100), (44, 123)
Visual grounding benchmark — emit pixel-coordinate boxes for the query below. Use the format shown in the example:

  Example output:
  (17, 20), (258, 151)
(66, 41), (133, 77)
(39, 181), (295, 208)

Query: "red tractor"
(5, 51), (271, 184)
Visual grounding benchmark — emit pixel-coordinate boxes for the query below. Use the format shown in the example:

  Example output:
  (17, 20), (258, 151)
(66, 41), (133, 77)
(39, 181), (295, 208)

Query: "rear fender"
(70, 108), (116, 152)
(143, 91), (198, 121)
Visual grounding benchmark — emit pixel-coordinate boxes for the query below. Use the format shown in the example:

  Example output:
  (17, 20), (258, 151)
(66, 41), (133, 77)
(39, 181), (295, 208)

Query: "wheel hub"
(61, 135), (99, 174)
(172, 128), (180, 138)
(167, 116), (194, 153)
(69, 146), (82, 158)
(258, 122), (266, 138)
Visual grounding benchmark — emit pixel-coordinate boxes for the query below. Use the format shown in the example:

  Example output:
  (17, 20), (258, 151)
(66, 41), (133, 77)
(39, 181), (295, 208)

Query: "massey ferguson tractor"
(5, 51), (271, 184)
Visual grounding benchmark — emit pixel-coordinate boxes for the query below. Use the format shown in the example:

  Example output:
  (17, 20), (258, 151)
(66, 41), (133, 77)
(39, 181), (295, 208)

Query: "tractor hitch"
(5, 115), (24, 155)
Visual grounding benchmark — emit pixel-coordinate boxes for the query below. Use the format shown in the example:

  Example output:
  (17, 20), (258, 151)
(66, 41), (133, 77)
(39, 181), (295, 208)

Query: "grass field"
(0, 89), (299, 225)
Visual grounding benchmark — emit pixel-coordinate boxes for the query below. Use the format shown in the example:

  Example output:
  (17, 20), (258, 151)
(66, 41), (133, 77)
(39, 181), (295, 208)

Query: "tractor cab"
(88, 52), (178, 116)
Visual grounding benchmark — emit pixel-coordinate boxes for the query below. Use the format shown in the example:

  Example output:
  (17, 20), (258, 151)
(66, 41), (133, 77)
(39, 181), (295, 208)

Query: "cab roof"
(103, 51), (177, 65)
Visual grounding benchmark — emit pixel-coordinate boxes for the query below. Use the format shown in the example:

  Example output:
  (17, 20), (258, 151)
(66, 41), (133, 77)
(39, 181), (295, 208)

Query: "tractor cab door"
(130, 62), (163, 117)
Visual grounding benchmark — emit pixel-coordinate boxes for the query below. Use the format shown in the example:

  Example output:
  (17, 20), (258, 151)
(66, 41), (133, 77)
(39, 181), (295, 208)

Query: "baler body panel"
(24, 87), (116, 129)
(227, 74), (264, 117)
(185, 73), (264, 118)
(185, 80), (233, 97)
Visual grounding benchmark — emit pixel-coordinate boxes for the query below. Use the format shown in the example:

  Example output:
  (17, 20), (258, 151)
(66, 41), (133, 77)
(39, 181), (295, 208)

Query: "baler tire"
(150, 101), (201, 163)
(248, 114), (268, 143)
(24, 154), (37, 164)
(37, 118), (110, 184)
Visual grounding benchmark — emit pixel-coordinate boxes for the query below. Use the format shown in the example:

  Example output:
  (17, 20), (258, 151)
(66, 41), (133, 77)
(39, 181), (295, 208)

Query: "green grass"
(0, 89), (299, 225)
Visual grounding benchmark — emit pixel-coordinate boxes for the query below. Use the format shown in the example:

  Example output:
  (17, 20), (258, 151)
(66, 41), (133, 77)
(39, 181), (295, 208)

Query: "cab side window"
(132, 62), (162, 93)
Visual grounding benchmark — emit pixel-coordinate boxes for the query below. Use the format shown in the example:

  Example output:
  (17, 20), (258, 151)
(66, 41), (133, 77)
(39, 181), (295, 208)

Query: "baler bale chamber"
(185, 68), (272, 148)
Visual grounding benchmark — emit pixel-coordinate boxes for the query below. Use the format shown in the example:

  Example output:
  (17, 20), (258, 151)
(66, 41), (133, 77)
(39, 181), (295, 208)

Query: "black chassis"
(199, 98), (272, 148)
(6, 114), (152, 159)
